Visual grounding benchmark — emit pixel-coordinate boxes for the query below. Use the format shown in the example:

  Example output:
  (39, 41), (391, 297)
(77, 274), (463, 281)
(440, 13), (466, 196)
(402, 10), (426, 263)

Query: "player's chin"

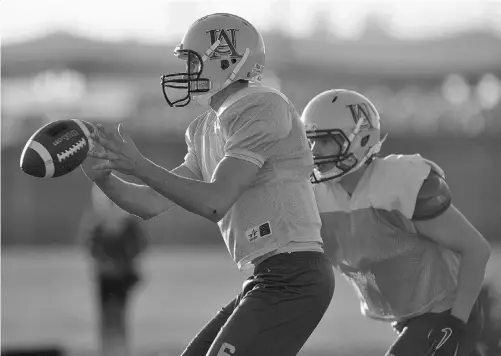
(315, 164), (335, 174)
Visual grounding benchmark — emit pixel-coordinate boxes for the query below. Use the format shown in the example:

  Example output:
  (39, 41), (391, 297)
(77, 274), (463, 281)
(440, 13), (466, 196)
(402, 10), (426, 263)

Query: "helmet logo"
(206, 29), (243, 59)
(346, 103), (375, 129)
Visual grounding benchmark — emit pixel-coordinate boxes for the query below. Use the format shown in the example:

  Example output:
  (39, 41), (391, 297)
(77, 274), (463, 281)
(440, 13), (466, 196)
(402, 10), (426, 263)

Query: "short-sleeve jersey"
(314, 154), (459, 322)
(183, 85), (323, 270)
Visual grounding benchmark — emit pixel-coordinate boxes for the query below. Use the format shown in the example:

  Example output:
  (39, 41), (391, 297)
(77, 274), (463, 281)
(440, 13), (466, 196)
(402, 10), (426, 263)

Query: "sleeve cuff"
(225, 149), (265, 168)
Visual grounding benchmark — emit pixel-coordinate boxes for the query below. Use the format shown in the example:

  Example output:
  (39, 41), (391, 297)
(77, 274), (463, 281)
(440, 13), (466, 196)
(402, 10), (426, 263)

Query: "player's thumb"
(118, 122), (133, 143)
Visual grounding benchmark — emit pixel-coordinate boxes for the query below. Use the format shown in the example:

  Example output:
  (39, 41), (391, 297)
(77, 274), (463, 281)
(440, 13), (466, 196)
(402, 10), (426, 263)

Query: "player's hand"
(425, 313), (465, 356)
(81, 122), (112, 182)
(88, 123), (145, 176)
(81, 153), (112, 182)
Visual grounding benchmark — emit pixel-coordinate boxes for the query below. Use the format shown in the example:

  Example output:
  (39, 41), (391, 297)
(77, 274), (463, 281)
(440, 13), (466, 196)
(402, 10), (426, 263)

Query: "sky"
(1, 0), (501, 45)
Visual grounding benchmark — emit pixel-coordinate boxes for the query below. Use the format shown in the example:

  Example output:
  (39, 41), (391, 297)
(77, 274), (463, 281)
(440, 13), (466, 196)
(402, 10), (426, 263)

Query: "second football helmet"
(301, 89), (387, 183)
(161, 13), (265, 107)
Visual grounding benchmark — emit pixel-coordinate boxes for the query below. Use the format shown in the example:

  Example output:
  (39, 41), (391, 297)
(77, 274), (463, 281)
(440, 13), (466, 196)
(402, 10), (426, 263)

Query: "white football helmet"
(301, 89), (387, 183)
(161, 13), (265, 107)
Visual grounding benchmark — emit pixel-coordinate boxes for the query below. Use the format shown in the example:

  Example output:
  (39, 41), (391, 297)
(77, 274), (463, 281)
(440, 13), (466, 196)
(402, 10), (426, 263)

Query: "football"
(20, 119), (95, 178)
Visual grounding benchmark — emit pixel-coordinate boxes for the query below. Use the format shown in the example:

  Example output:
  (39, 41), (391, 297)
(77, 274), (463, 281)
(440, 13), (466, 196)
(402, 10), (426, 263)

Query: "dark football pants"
(180, 251), (335, 356)
(387, 298), (484, 356)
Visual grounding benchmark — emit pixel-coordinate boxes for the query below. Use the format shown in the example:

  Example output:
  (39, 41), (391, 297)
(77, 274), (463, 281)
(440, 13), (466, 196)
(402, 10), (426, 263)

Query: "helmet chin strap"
(222, 48), (250, 88)
(350, 133), (388, 172)
(193, 45), (250, 105)
(201, 40), (221, 62)
(335, 114), (387, 177)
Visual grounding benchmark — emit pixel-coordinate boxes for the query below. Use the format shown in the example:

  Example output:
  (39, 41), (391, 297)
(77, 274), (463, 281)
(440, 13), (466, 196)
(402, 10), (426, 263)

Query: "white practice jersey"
(182, 85), (323, 270)
(315, 154), (460, 322)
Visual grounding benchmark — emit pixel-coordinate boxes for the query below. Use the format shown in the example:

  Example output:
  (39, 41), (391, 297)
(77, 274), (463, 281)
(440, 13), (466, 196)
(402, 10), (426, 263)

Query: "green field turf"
(2, 247), (500, 356)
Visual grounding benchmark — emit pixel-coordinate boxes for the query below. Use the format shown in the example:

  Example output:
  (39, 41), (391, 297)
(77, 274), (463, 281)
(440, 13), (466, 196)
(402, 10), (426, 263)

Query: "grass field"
(2, 246), (501, 356)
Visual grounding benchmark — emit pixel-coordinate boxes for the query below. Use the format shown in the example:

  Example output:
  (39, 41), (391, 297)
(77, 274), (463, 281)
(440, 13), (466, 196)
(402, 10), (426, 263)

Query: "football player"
(301, 89), (491, 356)
(82, 13), (335, 356)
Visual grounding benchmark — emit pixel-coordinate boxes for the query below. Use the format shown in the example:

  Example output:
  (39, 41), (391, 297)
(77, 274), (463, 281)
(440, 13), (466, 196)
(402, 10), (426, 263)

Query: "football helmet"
(161, 13), (265, 107)
(301, 89), (387, 183)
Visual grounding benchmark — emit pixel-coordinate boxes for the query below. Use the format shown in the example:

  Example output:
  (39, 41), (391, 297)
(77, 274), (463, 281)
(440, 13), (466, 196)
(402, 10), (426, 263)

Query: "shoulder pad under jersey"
(412, 166), (452, 221)
(368, 154), (432, 219)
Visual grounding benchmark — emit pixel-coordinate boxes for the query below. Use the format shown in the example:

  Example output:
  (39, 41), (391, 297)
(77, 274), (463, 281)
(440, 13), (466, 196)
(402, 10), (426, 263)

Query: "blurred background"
(2, 0), (501, 355)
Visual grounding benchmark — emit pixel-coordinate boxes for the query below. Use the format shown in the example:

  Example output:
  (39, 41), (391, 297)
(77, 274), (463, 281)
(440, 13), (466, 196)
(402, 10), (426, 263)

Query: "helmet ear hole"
(231, 58), (237, 64)
(361, 135), (370, 147)
(221, 60), (230, 70)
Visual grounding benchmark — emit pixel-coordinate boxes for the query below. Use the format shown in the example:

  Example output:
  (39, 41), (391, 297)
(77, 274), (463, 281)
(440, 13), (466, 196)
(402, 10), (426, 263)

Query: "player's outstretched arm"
(88, 123), (259, 222)
(136, 155), (259, 222)
(81, 123), (182, 219)
(412, 172), (491, 323)
(90, 164), (197, 220)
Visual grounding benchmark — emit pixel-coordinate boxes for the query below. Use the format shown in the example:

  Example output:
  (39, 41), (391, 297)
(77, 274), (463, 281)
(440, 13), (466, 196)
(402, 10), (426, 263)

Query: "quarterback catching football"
(83, 13), (334, 356)
(301, 89), (491, 356)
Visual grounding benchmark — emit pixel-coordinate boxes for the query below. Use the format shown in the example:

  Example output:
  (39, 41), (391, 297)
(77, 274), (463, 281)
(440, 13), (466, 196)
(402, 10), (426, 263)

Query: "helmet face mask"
(161, 13), (265, 108)
(311, 153), (359, 183)
(308, 129), (359, 183)
(161, 49), (211, 107)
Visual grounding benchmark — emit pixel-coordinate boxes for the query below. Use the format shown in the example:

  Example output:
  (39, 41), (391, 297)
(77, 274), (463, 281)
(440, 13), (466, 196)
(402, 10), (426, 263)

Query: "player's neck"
(338, 164), (369, 196)
(210, 80), (249, 112)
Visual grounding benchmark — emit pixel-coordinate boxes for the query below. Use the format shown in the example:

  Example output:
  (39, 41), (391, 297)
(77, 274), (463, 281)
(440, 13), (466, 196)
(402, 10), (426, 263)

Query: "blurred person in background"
(81, 12), (334, 356)
(77, 183), (148, 356)
(301, 89), (491, 356)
